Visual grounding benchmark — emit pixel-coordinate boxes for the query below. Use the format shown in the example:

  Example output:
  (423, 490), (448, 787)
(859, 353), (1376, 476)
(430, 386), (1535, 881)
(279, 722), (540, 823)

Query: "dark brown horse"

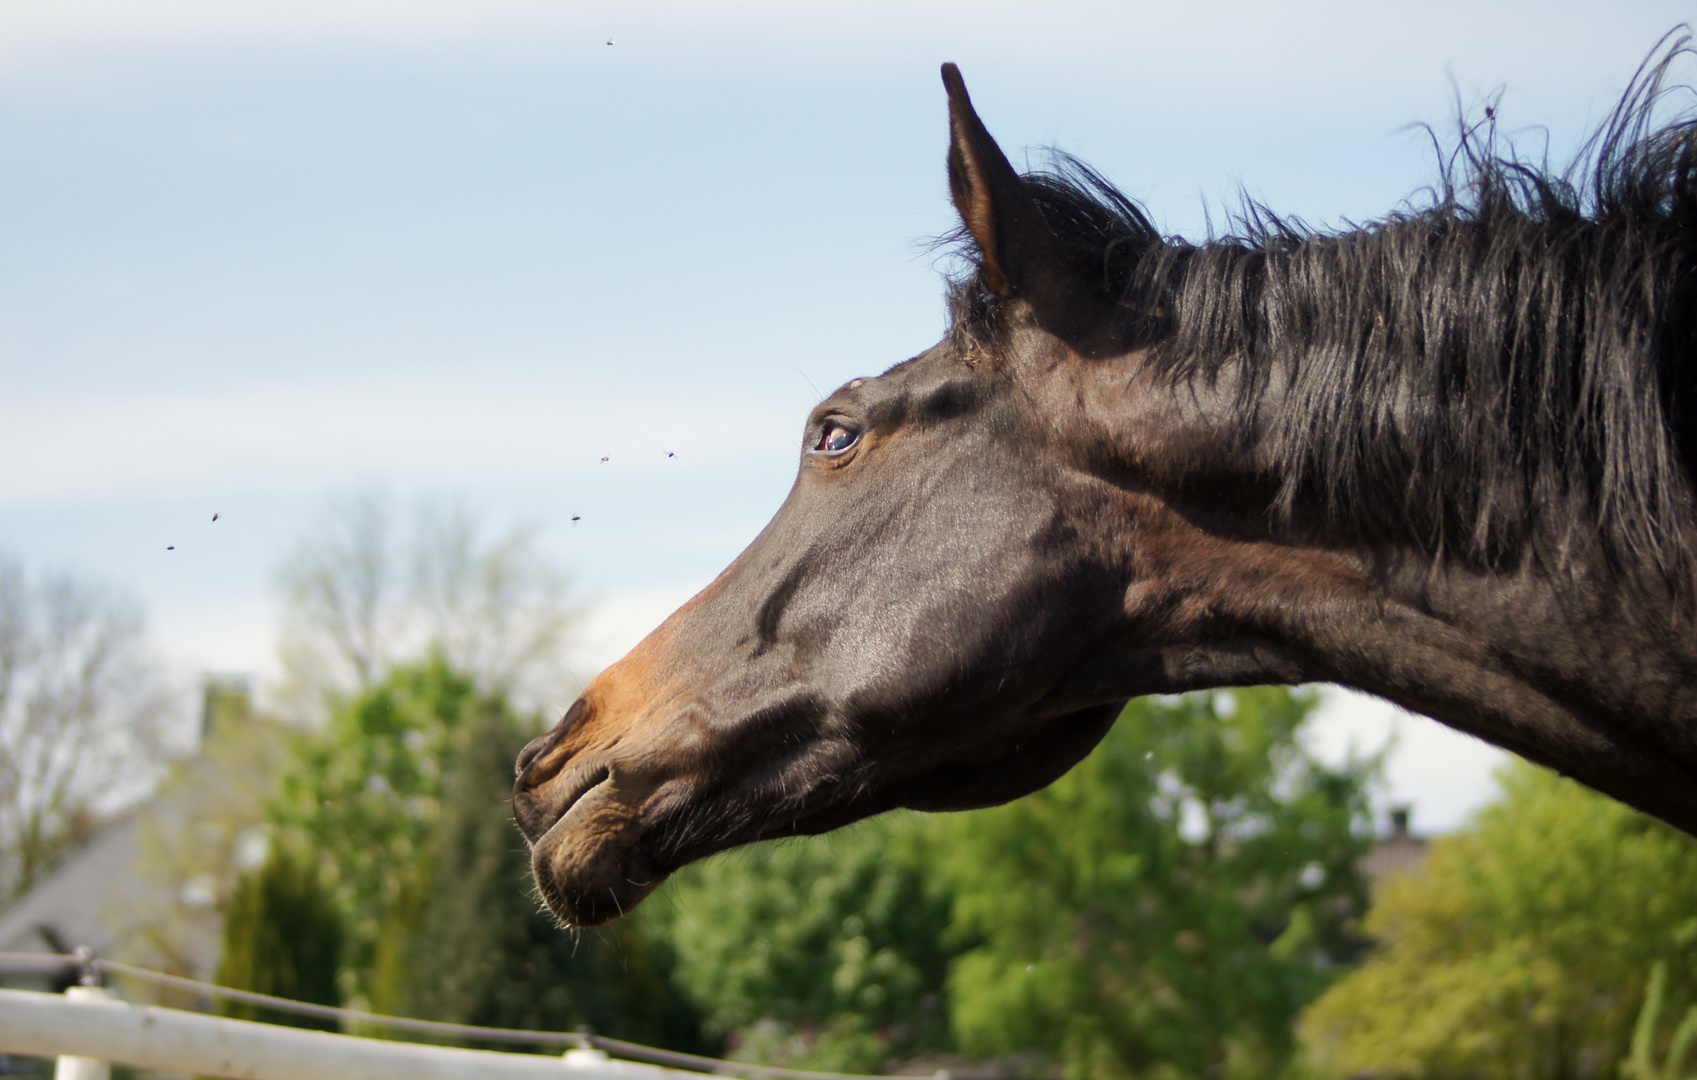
(515, 45), (1697, 926)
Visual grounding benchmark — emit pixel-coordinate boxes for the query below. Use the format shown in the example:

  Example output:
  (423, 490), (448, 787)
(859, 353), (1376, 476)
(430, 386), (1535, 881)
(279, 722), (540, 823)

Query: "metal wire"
(0, 952), (922, 1080)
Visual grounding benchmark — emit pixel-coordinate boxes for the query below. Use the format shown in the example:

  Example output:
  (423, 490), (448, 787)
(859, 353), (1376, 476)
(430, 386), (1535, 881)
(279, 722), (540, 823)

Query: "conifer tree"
(215, 845), (343, 1031)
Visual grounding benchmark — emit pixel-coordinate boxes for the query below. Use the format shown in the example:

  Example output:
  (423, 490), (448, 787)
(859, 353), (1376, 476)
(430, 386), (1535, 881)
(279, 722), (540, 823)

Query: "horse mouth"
(517, 764), (667, 927)
(511, 691), (867, 926)
(522, 764), (611, 836)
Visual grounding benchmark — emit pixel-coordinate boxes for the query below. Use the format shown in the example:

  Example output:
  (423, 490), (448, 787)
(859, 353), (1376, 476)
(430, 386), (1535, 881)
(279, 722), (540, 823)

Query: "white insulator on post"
(562, 1048), (678, 1080)
(54, 986), (114, 1080)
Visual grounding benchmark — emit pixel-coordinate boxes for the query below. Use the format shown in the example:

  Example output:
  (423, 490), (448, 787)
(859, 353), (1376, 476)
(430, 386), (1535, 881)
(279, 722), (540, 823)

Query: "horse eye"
(814, 423), (858, 453)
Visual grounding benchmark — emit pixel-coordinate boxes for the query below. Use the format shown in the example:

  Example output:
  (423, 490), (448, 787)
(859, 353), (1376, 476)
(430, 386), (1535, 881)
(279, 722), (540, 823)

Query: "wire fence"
(0, 951), (922, 1080)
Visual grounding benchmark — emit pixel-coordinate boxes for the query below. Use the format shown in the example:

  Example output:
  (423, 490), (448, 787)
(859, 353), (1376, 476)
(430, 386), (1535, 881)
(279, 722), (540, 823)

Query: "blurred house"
(1360, 807), (1429, 892)
(0, 677), (284, 1005)
(0, 809), (165, 994)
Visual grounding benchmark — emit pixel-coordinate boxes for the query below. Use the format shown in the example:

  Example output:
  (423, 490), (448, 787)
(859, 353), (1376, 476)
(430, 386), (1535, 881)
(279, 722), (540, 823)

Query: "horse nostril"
(514, 735), (547, 778)
(515, 697), (590, 779)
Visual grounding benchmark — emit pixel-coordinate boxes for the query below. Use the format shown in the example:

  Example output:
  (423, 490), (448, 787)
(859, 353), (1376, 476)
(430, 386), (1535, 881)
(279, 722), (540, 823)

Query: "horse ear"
(942, 63), (1060, 299)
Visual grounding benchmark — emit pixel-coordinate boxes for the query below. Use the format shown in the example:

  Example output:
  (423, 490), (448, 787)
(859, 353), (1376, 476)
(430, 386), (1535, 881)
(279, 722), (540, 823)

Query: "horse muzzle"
(513, 699), (669, 926)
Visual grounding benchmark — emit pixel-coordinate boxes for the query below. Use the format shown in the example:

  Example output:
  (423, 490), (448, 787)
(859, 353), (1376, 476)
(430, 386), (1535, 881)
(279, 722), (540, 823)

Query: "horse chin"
(527, 772), (667, 927)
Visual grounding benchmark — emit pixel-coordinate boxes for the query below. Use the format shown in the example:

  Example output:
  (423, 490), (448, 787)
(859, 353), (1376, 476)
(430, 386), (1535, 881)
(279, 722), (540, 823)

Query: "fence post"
(54, 986), (113, 1080)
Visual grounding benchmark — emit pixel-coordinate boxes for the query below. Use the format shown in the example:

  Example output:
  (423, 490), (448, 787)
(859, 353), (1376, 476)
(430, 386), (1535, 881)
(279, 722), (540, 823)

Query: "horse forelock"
(946, 31), (1697, 591)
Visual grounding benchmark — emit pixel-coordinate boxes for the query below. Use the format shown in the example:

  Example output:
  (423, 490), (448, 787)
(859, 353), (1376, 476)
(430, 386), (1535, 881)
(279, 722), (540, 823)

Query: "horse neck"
(1065, 340), (1697, 834)
(1097, 332), (1687, 676)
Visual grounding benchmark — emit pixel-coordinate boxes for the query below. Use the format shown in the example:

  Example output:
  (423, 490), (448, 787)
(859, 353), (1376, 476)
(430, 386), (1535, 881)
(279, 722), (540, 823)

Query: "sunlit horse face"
(511, 349), (1153, 925)
(512, 68), (1251, 927)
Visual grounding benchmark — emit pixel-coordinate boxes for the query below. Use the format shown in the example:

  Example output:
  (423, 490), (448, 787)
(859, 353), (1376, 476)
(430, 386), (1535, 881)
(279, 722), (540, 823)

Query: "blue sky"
(2, 0), (1691, 830)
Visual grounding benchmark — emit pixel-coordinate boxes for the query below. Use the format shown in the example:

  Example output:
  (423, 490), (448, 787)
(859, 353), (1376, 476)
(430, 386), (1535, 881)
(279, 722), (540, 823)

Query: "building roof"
(0, 812), (150, 960)
(0, 681), (279, 998)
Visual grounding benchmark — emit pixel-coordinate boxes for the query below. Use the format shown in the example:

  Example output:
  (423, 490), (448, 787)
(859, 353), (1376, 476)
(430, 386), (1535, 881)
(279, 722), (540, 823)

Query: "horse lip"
(528, 765), (664, 926)
(522, 765), (613, 848)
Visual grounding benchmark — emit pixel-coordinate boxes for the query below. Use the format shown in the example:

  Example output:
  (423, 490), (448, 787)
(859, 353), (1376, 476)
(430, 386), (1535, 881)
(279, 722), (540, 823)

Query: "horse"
(514, 41), (1697, 926)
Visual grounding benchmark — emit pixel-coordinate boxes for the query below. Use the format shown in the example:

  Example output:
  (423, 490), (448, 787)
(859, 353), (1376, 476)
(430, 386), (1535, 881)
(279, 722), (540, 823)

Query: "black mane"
(953, 34), (1697, 587)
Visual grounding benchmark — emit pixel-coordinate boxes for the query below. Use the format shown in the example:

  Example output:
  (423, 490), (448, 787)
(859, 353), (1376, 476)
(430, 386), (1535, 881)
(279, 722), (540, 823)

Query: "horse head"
(512, 67), (1313, 926)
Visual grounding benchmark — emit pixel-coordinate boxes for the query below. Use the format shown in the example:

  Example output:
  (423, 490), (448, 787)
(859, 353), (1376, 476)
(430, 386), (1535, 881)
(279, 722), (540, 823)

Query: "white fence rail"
(0, 986), (691, 1080)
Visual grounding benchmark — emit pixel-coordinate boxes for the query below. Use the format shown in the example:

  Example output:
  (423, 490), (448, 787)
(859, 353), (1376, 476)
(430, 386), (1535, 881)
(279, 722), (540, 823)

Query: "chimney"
(200, 674), (253, 744)
(1389, 806), (1412, 839)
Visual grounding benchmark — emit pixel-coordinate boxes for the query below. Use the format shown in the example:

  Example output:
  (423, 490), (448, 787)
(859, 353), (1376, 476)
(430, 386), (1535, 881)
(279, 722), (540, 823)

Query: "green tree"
(372, 688), (710, 1052)
(1301, 761), (1697, 1080)
(1624, 962), (1697, 1080)
(270, 654), (481, 996)
(656, 812), (956, 1072)
(214, 844), (343, 1031)
(940, 688), (1375, 1080)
